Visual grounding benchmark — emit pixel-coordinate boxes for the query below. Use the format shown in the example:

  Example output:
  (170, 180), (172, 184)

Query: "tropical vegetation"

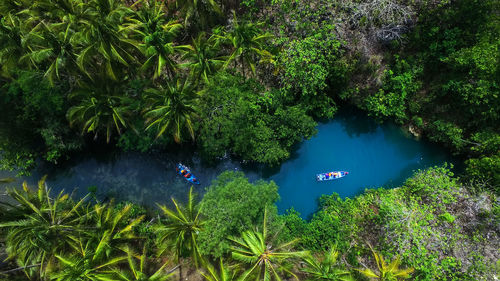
(0, 0), (499, 280)
(1, 166), (498, 280)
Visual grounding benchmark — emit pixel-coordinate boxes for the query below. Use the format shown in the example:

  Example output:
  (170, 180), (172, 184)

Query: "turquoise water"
(0, 109), (457, 218)
(268, 110), (455, 218)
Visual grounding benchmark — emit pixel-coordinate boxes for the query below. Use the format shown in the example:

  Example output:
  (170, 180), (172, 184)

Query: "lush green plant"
(364, 58), (422, 124)
(67, 78), (132, 143)
(300, 192), (374, 253)
(112, 246), (174, 281)
(199, 258), (240, 281)
(89, 201), (145, 260)
(197, 72), (316, 164)
(198, 171), (279, 257)
(0, 13), (27, 76)
(438, 212), (456, 223)
(0, 0), (281, 174)
(0, 178), (90, 278)
(143, 77), (203, 143)
(465, 153), (500, 192)
(49, 239), (127, 281)
(279, 29), (344, 118)
(128, 2), (187, 80)
(21, 21), (78, 86)
(155, 187), (204, 267)
(403, 165), (458, 203)
(169, 0), (221, 27)
(0, 70), (82, 165)
(357, 247), (414, 281)
(217, 12), (273, 77)
(229, 209), (307, 281)
(427, 121), (466, 152)
(301, 246), (354, 281)
(75, 0), (140, 81)
(181, 32), (224, 84)
(276, 209), (307, 245)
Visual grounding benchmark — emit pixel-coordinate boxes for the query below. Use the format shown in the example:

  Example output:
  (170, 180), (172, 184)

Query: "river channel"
(0, 108), (458, 218)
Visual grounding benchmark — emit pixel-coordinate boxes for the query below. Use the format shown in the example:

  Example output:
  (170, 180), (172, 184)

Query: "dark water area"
(0, 108), (459, 219)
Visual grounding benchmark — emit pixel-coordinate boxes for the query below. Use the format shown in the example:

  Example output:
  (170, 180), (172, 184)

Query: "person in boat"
(184, 173), (191, 178)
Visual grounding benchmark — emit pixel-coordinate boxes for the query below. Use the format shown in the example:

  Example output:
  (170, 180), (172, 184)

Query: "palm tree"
(113, 246), (174, 281)
(128, 0), (189, 79)
(67, 79), (131, 143)
(169, 0), (221, 27)
(0, 13), (30, 76)
(89, 202), (145, 260)
(28, 0), (84, 23)
(301, 246), (353, 281)
(229, 208), (307, 281)
(218, 12), (273, 76)
(75, 0), (140, 80)
(155, 186), (204, 280)
(200, 258), (240, 281)
(0, 0), (30, 15)
(143, 77), (202, 143)
(0, 178), (90, 278)
(21, 21), (78, 85)
(181, 32), (224, 85)
(48, 202), (145, 281)
(49, 238), (127, 281)
(357, 247), (414, 281)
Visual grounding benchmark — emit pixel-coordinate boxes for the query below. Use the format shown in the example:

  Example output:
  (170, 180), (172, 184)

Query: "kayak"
(176, 163), (200, 185)
(316, 171), (348, 181)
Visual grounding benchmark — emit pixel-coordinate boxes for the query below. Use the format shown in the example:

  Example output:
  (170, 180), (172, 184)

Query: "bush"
(198, 171), (280, 257)
(364, 57), (422, 124)
(279, 29), (347, 118)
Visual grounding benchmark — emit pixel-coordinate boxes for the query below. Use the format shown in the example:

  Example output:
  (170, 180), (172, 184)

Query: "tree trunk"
(0, 263), (41, 274)
(178, 264), (183, 281)
(240, 57), (245, 77)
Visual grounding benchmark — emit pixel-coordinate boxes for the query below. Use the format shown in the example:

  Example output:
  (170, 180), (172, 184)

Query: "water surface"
(0, 109), (457, 218)
(269, 110), (455, 217)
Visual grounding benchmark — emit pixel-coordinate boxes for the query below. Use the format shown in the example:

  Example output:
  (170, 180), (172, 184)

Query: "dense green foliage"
(0, 0), (285, 173)
(198, 171), (279, 257)
(197, 72), (317, 164)
(1, 0), (499, 280)
(260, 0), (500, 190)
(0, 72), (82, 172)
(280, 166), (498, 280)
(348, 0), (499, 189)
(279, 30), (346, 119)
(1, 167), (497, 280)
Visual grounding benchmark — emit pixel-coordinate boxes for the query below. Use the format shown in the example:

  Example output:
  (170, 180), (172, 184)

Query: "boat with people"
(176, 163), (200, 185)
(316, 171), (348, 181)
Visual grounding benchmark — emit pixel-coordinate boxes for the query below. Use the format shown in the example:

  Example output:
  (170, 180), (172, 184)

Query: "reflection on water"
(0, 108), (458, 218)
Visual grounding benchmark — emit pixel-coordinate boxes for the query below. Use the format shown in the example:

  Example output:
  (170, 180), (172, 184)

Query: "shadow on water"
(335, 107), (379, 137)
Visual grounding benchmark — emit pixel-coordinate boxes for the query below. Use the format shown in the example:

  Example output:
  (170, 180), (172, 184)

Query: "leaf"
(356, 268), (379, 278)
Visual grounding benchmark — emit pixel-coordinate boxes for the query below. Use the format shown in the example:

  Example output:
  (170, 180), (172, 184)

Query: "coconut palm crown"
(229, 208), (308, 281)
